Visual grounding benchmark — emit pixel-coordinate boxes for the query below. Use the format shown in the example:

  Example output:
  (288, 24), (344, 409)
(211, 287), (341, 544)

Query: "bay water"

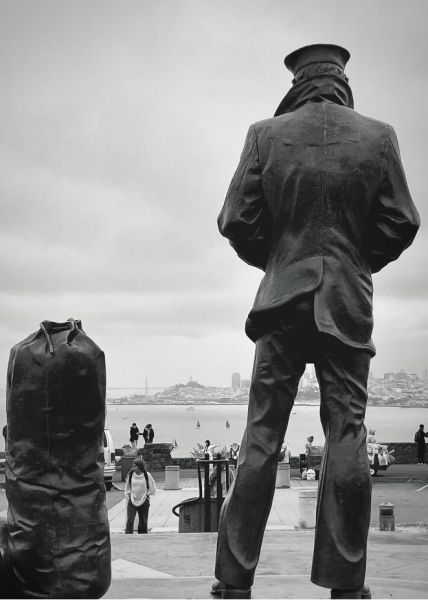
(104, 402), (427, 456)
(1, 389), (426, 456)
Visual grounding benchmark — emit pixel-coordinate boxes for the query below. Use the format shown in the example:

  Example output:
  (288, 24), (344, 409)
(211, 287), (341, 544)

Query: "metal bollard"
(276, 462), (291, 488)
(298, 488), (318, 529)
(379, 502), (395, 531)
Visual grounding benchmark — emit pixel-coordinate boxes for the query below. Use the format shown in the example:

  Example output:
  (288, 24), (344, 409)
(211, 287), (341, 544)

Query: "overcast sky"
(0, 0), (427, 389)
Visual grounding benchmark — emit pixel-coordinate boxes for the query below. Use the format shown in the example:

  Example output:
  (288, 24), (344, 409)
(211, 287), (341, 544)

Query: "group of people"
(129, 422), (154, 449)
(202, 440), (241, 468)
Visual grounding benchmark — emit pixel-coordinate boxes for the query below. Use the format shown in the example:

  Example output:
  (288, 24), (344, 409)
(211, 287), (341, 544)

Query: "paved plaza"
(109, 477), (311, 533)
(1, 468), (428, 598)
(106, 471), (428, 598)
(106, 529), (428, 599)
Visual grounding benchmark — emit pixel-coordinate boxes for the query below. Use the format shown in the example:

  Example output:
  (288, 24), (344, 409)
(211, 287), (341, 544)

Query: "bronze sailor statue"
(212, 44), (419, 599)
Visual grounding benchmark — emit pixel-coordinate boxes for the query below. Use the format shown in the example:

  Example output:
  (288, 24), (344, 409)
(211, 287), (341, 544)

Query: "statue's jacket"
(218, 88), (420, 353)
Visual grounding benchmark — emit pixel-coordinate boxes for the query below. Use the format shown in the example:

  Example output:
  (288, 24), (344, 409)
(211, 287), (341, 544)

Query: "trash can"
(171, 457), (231, 532)
(165, 465), (180, 489)
(298, 488), (318, 529)
(379, 502), (395, 531)
(276, 463), (291, 488)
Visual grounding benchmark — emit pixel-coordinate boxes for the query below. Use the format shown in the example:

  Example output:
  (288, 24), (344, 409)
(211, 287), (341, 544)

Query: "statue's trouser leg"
(215, 327), (306, 589)
(311, 337), (371, 590)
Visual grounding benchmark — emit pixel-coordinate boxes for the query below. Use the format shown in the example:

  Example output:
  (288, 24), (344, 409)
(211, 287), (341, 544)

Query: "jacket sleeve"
(148, 472), (156, 495)
(217, 125), (270, 270)
(370, 125), (420, 273)
(124, 472), (131, 497)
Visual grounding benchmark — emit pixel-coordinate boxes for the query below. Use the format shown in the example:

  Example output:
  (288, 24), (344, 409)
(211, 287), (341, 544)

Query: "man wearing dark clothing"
(129, 423), (140, 449)
(142, 424), (154, 444)
(212, 44), (419, 599)
(415, 424), (428, 464)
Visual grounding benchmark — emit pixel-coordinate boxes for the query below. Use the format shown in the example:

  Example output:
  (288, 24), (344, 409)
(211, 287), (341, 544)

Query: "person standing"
(124, 458), (156, 534)
(229, 442), (240, 468)
(204, 440), (220, 459)
(305, 435), (314, 455)
(212, 43), (419, 599)
(279, 441), (292, 463)
(129, 423), (140, 449)
(142, 424), (155, 444)
(414, 424), (428, 465)
(367, 429), (377, 444)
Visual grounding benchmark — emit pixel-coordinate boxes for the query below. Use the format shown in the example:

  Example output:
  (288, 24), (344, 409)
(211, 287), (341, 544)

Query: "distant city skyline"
(103, 365), (428, 390)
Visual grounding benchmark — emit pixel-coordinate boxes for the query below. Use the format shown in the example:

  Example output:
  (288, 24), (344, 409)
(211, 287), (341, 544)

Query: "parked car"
(103, 429), (116, 491)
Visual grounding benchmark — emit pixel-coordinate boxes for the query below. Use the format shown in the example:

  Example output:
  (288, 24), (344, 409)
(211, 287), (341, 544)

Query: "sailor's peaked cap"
(284, 43), (350, 75)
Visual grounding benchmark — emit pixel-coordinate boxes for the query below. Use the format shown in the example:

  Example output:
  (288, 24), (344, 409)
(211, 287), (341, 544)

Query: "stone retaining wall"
(115, 442), (422, 470)
(379, 442), (420, 464)
(116, 445), (301, 471)
(0, 443), (423, 475)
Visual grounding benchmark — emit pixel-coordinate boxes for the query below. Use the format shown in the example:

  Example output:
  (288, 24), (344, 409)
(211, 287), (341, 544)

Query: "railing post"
(203, 454), (211, 532)
(216, 459), (222, 525)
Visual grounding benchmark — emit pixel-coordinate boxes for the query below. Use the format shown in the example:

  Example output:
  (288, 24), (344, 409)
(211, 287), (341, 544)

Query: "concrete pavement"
(1, 468), (428, 598)
(106, 529), (428, 599)
(109, 478), (309, 533)
(104, 475), (428, 598)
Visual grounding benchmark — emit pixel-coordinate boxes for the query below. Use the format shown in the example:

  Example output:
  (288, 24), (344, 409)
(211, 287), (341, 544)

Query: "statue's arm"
(370, 125), (420, 273)
(217, 125), (270, 270)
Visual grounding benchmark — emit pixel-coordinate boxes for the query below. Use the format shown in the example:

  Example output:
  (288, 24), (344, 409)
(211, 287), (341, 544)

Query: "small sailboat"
(196, 421), (201, 428)
(172, 439), (178, 448)
(226, 420), (231, 429)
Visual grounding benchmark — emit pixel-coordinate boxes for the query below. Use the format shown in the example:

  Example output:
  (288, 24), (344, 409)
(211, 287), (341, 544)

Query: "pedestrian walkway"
(110, 478), (311, 533)
(1, 473), (428, 598)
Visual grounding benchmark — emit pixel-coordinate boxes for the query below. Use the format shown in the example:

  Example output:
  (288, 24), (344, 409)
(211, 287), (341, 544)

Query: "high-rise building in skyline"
(231, 372), (241, 390)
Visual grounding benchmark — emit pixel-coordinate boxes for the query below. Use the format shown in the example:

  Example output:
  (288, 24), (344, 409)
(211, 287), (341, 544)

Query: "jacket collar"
(274, 75), (354, 116)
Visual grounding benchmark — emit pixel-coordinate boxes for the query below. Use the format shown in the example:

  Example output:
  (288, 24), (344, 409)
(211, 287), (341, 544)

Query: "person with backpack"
(124, 458), (156, 534)
(414, 424), (428, 465)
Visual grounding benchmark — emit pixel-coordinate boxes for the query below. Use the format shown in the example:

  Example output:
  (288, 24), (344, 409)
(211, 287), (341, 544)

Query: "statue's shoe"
(331, 584), (371, 599)
(211, 579), (251, 599)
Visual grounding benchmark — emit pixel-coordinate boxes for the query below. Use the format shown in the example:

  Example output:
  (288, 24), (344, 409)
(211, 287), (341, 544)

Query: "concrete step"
(106, 530), (428, 599)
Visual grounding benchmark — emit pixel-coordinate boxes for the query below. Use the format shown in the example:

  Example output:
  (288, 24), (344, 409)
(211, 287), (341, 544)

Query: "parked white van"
(103, 429), (116, 490)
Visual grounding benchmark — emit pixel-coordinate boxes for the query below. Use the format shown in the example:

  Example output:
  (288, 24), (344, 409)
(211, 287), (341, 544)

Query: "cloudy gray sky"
(0, 0), (427, 389)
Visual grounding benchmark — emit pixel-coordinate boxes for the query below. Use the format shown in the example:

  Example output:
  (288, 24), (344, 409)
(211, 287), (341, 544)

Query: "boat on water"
(226, 420), (230, 428)
(186, 406), (196, 411)
(196, 421), (200, 428)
